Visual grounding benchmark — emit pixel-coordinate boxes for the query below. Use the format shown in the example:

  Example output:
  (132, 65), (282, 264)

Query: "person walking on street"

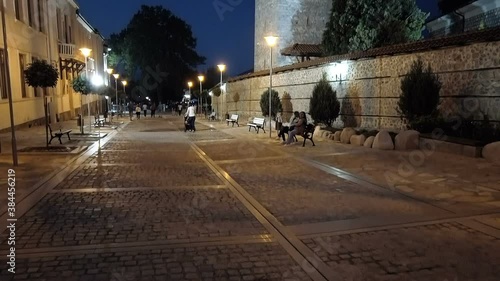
(177, 103), (183, 116)
(151, 103), (156, 118)
(128, 103), (134, 121)
(184, 101), (196, 132)
(143, 103), (148, 117)
(136, 104), (141, 120)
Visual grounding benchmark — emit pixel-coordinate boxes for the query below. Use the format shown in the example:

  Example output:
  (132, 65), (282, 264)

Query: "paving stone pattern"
(0, 189), (267, 249)
(220, 159), (439, 226)
(0, 243), (312, 281)
(302, 222), (500, 281)
(312, 150), (500, 213)
(54, 163), (222, 189)
(197, 141), (282, 161)
(83, 150), (204, 165)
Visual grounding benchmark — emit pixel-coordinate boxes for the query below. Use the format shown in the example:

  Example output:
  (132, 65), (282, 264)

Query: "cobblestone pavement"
(1, 116), (500, 280)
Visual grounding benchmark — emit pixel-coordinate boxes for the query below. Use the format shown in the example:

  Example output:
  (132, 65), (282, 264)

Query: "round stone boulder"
(340, 128), (356, 144)
(372, 130), (394, 150)
(334, 131), (342, 142)
(350, 134), (366, 146)
(482, 141), (500, 164)
(313, 126), (323, 139)
(395, 130), (420, 151)
(364, 136), (375, 148)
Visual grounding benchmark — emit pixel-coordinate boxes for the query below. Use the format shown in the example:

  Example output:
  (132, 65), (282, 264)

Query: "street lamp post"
(1, 2), (17, 165)
(264, 36), (278, 138)
(121, 80), (127, 102)
(187, 81), (193, 101)
(80, 47), (92, 133)
(198, 75), (204, 115)
(112, 73), (120, 119)
(217, 64), (226, 121)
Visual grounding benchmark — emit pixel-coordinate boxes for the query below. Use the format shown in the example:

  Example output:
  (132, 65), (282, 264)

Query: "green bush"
(309, 72), (340, 126)
(398, 58), (441, 126)
(72, 75), (92, 95)
(24, 59), (58, 88)
(260, 89), (282, 118)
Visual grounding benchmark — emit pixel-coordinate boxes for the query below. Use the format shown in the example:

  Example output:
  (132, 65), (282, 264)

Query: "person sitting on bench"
(284, 111), (306, 146)
(277, 111), (299, 143)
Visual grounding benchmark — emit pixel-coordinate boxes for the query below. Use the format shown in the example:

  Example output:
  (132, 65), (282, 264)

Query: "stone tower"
(254, 0), (332, 71)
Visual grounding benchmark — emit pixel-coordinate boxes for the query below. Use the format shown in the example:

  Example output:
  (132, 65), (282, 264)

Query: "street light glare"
(113, 73), (120, 79)
(79, 47), (92, 57)
(188, 81), (193, 87)
(91, 75), (103, 86)
(198, 75), (205, 82)
(264, 36), (278, 47)
(121, 80), (128, 86)
(217, 64), (226, 72)
(106, 68), (113, 74)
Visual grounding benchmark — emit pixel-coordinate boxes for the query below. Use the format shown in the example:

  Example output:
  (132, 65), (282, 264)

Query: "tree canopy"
(322, 0), (428, 55)
(309, 73), (340, 126)
(108, 5), (205, 103)
(24, 60), (58, 88)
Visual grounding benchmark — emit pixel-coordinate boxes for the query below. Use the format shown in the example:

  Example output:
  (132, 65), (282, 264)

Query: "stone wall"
(219, 41), (500, 131)
(254, 0), (331, 71)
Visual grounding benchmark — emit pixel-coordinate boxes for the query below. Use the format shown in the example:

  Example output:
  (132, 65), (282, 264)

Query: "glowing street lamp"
(198, 75), (204, 115)
(217, 64), (226, 121)
(121, 80), (127, 99)
(188, 81), (193, 97)
(264, 35), (278, 138)
(106, 68), (113, 86)
(80, 47), (92, 133)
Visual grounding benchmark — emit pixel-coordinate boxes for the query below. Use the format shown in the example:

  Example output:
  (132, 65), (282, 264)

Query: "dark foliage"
(24, 60), (58, 88)
(398, 58), (442, 125)
(310, 73), (340, 126)
(260, 89), (282, 118)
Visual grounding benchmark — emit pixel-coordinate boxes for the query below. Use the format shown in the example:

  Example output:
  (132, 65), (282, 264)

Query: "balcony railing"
(58, 42), (75, 58)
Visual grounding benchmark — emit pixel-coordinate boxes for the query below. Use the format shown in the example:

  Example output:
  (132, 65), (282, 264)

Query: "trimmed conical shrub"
(309, 72), (340, 126)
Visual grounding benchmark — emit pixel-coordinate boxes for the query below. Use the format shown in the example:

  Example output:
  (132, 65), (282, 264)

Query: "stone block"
(395, 130), (420, 150)
(313, 126), (323, 139)
(373, 130), (394, 150)
(334, 131), (341, 142)
(350, 135), (366, 146)
(482, 141), (500, 163)
(364, 136), (375, 148)
(340, 128), (356, 144)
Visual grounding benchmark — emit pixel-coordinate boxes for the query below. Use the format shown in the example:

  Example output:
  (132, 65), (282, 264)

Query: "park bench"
(48, 124), (72, 144)
(300, 124), (316, 147)
(208, 112), (216, 121)
(94, 116), (105, 127)
(226, 114), (239, 127)
(247, 117), (266, 134)
(288, 123), (316, 147)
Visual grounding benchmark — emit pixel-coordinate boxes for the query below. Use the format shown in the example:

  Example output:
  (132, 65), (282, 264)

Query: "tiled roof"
(229, 26), (500, 82)
(280, 43), (324, 57)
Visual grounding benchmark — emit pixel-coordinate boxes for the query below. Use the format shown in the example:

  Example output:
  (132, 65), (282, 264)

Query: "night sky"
(79, 0), (441, 77)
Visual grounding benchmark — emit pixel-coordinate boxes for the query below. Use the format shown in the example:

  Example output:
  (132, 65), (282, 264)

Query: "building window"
(56, 8), (61, 40)
(27, 0), (34, 27)
(19, 54), (27, 98)
(38, 0), (45, 32)
(14, 0), (22, 21)
(0, 49), (7, 100)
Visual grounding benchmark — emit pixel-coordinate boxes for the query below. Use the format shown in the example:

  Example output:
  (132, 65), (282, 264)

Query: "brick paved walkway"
(1, 115), (499, 280)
